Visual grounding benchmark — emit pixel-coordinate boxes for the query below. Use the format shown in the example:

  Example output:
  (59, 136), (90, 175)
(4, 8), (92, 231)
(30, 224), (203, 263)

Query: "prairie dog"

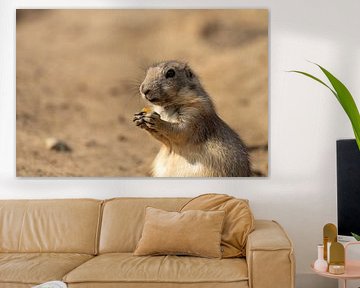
(133, 61), (251, 177)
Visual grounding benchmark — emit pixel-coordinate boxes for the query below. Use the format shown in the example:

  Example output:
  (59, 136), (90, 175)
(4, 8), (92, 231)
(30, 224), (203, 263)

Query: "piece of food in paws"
(141, 107), (153, 114)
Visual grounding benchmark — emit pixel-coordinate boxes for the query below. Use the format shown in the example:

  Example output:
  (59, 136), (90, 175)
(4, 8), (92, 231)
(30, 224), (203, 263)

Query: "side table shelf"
(311, 242), (360, 288)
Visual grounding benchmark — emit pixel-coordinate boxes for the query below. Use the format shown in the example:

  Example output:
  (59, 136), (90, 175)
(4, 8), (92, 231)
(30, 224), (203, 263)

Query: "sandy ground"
(16, 9), (268, 177)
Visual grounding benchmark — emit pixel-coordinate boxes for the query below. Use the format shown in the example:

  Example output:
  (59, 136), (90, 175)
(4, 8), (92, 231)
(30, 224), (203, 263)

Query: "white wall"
(1, 1), (359, 287)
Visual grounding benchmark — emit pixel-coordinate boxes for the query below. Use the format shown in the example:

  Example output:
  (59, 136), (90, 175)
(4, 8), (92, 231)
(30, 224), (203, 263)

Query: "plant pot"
(337, 139), (360, 239)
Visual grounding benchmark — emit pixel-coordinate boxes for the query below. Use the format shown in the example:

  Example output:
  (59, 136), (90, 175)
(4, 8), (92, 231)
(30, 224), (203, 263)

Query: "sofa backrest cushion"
(181, 194), (254, 258)
(0, 199), (102, 254)
(99, 198), (189, 253)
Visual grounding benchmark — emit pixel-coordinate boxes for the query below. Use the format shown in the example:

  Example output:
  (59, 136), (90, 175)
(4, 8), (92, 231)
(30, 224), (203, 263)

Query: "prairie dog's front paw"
(133, 111), (147, 129)
(142, 112), (162, 131)
(133, 111), (162, 131)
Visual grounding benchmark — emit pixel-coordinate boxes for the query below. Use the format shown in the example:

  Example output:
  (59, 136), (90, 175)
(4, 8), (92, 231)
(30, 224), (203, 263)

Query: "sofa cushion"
(181, 194), (254, 258)
(134, 207), (225, 258)
(63, 253), (248, 284)
(99, 198), (190, 253)
(0, 253), (93, 285)
(0, 199), (102, 254)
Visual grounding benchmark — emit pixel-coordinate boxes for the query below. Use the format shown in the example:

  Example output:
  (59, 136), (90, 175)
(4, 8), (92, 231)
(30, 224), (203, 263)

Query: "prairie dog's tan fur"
(133, 61), (251, 177)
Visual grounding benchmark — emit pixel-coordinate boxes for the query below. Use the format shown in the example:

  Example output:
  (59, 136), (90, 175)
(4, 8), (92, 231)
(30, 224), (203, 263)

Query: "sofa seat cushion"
(0, 253), (93, 285)
(64, 253), (248, 284)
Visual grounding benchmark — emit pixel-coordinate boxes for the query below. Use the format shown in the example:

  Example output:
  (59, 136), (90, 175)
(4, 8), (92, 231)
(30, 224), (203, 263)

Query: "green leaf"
(351, 232), (360, 241)
(316, 64), (360, 150)
(354, 127), (360, 149)
(289, 70), (337, 99)
(289, 64), (360, 150)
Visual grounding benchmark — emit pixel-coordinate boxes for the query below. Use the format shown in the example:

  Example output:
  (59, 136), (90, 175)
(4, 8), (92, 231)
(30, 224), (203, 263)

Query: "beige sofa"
(0, 198), (295, 288)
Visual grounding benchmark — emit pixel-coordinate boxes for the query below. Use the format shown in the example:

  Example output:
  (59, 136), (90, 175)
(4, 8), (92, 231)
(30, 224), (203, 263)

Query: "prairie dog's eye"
(165, 69), (175, 78)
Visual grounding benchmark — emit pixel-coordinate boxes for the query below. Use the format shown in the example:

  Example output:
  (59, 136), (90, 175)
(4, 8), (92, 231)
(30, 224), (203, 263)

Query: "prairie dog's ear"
(184, 65), (194, 79)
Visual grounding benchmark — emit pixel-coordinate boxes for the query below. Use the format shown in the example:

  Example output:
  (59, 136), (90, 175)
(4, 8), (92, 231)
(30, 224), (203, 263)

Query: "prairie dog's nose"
(140, 83), (150, 96)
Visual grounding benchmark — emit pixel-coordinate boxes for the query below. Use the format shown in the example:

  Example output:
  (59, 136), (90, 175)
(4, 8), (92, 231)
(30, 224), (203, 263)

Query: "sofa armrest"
(246, 220), (295, 288)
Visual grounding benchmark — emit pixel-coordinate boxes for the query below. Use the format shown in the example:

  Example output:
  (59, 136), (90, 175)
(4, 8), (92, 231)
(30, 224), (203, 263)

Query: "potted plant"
(291, 63), (360, 240)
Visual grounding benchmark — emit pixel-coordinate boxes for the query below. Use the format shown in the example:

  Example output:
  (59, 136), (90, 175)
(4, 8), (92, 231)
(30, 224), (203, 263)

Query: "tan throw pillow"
(133, 207), (225, 258)
(181, 193), (254, 258)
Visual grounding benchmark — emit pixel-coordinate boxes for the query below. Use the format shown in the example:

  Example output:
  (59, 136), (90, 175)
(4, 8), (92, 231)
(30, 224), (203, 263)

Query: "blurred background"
(16, 9), (268, 177)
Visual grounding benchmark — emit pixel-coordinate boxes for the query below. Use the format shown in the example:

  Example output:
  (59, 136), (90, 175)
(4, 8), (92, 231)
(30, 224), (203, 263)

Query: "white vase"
(314, 244), (328, 272)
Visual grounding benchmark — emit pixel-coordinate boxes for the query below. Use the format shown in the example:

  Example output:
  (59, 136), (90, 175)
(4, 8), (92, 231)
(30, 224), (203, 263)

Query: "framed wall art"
(16, 9), (268, 177)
